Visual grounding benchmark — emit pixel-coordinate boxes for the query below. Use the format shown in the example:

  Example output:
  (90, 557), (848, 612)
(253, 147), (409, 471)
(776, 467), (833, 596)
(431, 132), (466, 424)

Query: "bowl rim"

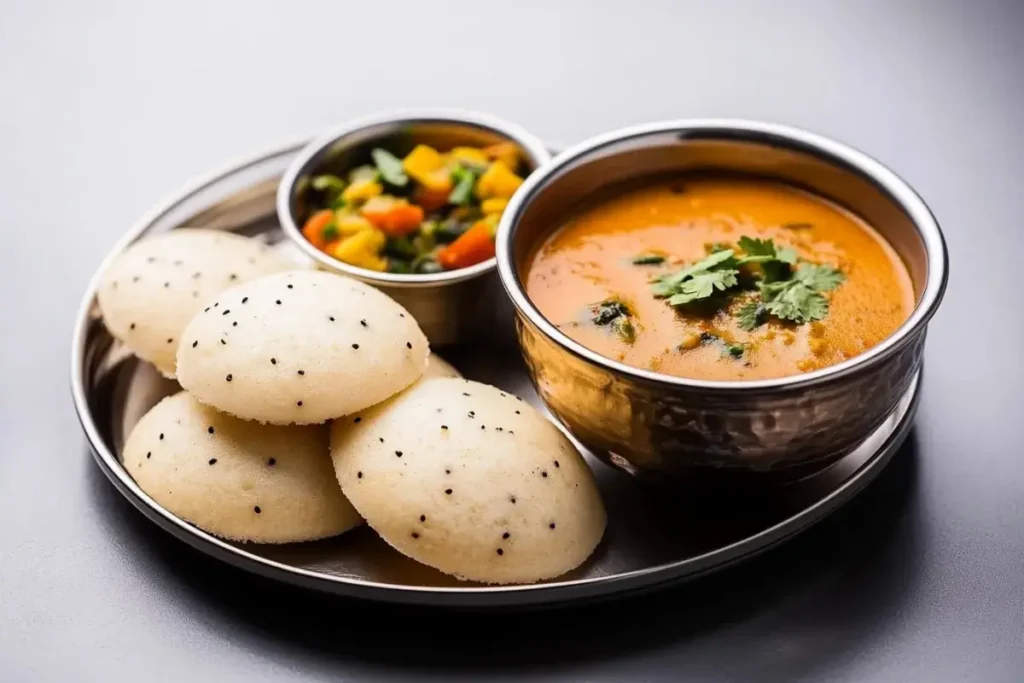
(495, 118), (949, 393)
(276, 107), (552, 288)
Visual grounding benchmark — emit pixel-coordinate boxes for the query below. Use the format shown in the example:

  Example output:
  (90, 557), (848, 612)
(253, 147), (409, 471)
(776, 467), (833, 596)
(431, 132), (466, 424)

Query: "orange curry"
(525, 177), (914, 381)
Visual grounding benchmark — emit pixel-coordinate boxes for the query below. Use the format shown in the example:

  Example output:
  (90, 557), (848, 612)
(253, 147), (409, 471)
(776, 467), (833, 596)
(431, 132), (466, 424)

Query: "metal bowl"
(496, 119), (948, 480)
(277, 109), (551, 347)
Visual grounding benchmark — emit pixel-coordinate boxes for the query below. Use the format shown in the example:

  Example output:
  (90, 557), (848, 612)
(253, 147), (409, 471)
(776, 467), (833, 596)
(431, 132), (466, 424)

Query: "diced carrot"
(301, 209), (335, 249)
(414, 185), (450, 213)
(436, 220), (496, 270)
(360, 199), (425, 237)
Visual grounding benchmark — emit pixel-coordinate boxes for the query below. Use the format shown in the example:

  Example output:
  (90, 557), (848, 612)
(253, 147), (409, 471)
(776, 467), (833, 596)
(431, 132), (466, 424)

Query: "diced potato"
(481, 197), (508, 215)
(342, 178), (383, 204)
(450, 147), (489, 167)
(334, 212), (376, 236)
(402, 145), (445, 184)
(475, 161), (523, 200)
(418, 167), (454, 194)
(328, 228), (387, 271)
(483, 142), (520, 171)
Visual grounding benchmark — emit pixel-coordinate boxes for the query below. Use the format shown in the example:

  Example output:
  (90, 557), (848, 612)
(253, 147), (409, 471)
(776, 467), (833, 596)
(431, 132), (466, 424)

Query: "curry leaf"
(589, 299), (635, 344)
(371, 148), (408, 187)
(632, 254), (665, 265)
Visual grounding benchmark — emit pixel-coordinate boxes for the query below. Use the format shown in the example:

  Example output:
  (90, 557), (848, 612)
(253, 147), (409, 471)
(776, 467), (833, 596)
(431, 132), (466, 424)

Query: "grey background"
(2, 0), (1022, 681)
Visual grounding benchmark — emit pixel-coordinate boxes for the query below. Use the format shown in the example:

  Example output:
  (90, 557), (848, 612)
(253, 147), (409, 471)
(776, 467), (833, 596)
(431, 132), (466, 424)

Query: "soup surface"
(525, 177), (915, 381)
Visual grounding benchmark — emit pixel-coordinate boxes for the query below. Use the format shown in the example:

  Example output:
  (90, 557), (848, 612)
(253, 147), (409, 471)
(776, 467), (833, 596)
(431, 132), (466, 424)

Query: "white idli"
(423, 353), (461, 380)
(123, 392), (361, 543)
(330, 378), (606, 584)
(97, 229), (293, 377)
(176, 270), (429, 425)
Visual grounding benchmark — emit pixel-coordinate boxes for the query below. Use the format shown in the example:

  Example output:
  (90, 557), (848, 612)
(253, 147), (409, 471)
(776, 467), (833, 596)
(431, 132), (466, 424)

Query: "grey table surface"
(2, 0), (1022, 681)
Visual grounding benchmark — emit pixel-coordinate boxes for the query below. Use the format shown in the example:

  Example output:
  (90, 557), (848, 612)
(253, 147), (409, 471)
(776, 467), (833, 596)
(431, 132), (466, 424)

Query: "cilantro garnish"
(651, 236), (846, 328)
(650, 249), (739, 301)
(793, 263), (844, 292)
(736, 301), (767, 331)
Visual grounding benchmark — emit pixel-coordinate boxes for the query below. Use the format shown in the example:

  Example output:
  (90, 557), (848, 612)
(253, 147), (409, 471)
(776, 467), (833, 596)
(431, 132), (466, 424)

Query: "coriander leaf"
(736, 301), (767, 331)
(762, 281), (829, 324)
(321, 223), (339, 242)
(666, 269), (738, 306)
(775, 246), (798, 264)
(371, 148), (408, 187)
(448, 165), (477, 205)
(737, 236), (776, 259)
(651, 249), (737, 296)
(794, 263), (845, 292)
(736, 236), (797, 265)
(632, 254), (665, 265)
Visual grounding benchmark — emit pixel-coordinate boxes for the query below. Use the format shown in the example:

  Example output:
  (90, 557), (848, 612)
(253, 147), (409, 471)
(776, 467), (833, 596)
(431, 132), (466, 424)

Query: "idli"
(330, 378), (606, 584)
(123, 392), (361, 543)
(423, 353), (461, 380)
(97, 229), (292, 377)
(176, 270), (429, 425)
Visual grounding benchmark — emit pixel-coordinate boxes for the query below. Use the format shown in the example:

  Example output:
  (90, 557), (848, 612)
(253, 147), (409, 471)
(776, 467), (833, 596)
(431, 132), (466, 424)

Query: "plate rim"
(70, 136), (920, 608)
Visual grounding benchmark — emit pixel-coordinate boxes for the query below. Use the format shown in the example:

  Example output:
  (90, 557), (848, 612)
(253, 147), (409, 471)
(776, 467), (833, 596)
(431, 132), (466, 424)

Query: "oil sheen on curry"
(525, 177), (915, 381)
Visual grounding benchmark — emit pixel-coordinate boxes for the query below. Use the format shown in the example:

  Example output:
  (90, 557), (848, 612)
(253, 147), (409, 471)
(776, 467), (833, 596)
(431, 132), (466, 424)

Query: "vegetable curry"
(525, 177), (915, 381)
(300, 141), (526, 274)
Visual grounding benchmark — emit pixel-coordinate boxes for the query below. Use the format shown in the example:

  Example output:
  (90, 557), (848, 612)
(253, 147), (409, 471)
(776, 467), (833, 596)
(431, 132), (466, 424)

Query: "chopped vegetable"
(342, 178), (383, 204)
(450, 147), (489, 168)
(448, 165), (478, 205)
(436, 220), (496, 270)
(301, 140), (531, 273)
(414, 186), (450, 212)
(335, 213), (376, 236)
(483, 142), (520, 170)
(312, 175), (346, 199)
(402, 145), (445, 183)
(328, 228), (387, 271)
(475, 161), (523, 200)
(481, 197), (508, 215)
(371, 148), (408, 187)
(301, 209), (335, 250)
(359, 196), (424, 237)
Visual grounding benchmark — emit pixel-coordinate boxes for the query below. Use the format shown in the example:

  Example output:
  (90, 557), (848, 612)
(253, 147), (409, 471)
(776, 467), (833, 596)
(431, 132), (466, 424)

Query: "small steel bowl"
(496, 119), (948, 481)
(277, 109), (551, 347)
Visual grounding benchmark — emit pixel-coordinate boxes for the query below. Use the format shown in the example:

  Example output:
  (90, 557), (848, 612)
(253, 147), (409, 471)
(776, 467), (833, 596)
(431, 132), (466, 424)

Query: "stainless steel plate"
(71, 139), (920, 608)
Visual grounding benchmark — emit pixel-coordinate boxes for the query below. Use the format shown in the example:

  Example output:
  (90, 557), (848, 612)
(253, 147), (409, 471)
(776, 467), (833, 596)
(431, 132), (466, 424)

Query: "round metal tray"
(71, 139), (920, 608)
